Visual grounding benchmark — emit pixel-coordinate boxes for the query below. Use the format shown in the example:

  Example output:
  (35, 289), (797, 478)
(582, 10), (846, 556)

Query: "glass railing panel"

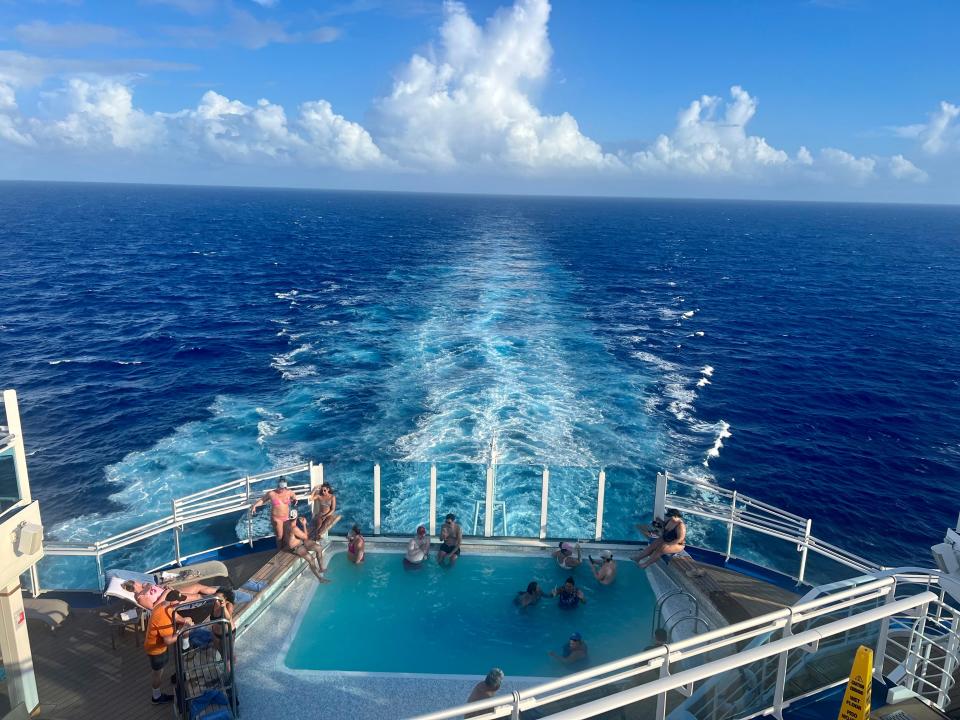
(802, 551), (871, 588)
(546, 465), (599, 540)
(179, 511), (252, 559)
(433, 462), (486, 537)
(380, 461), (431, 535)
(324, 460), (375, 535)
(0, 450), (20, 514)
(36, 554), (103, 592)
(683, 513), (736, 557)
(99, 533), (179, 579)
(491, 463), (543, 537)
(729, 525), (804, 582)
(678, 657), (780, 720)
(602, 465), (657, 541)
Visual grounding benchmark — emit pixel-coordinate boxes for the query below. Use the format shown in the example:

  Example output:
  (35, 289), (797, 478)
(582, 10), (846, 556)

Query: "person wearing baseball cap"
(588, 549), (617, 586)
(549, 632), (588, 664)
(553, 540), (582, 569)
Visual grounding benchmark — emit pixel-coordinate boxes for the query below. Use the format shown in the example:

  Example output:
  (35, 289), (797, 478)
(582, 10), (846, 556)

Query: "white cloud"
(630, 86), (789, 176)
(888, 154), (927, 183)
(372, 0), (618, 171)
(918, 101), (958, 155)
(14, 21), (134, 48)
(818, 147), (876, 183)
(0, 81), (35, 147)
(163, 10), (340, 49)
(0, 50), (196, 89)
(36, 78), (164, 150)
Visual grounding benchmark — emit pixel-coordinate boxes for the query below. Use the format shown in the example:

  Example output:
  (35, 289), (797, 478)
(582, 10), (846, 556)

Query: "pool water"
(284, 551), (657, 678)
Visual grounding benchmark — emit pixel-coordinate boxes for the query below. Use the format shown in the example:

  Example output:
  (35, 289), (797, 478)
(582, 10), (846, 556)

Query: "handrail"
(408, 590), (937, 720)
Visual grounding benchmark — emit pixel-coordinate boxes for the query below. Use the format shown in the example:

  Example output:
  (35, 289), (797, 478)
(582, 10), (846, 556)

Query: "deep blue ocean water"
(1, 182), (958, 574)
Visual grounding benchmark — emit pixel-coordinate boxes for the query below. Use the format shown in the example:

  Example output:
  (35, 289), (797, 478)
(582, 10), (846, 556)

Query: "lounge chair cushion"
(24, 598), (69, 630)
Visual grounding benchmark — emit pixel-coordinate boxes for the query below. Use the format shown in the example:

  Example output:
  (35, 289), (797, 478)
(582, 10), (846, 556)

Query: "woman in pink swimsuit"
(347, 524), (365, 564)
(249, 477), (298, 549)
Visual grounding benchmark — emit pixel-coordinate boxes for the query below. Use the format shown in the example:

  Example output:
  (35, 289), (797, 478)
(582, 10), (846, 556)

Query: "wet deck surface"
(0, 550), (276, 720)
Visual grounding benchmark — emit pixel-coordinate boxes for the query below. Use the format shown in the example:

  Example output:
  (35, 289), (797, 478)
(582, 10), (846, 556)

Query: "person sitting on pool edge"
(404, 525), (431, 568)
(347, 524), (366, 564)
(465, 668), (504, 718)
(514, 581), (544, 608)
(634, 508), (686, 569)
(549, 632), (588, 664)
(438, 513), (462, 567)
(588, 549), (617, 585)
(553, 541), (582, 570)
(284, 509), (331, 583)
(550, 576), (586, 609)
(309, 481), (342, 538)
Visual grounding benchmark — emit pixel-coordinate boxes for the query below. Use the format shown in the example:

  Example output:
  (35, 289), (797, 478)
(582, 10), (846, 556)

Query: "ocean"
(1, 181), (958, 575)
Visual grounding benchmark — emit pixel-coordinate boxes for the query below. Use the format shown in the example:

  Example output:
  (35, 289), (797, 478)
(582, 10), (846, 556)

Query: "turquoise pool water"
(284, 551), (657, 678)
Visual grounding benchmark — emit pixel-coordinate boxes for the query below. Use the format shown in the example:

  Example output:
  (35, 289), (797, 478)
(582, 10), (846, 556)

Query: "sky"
(0, 0), (958, 203)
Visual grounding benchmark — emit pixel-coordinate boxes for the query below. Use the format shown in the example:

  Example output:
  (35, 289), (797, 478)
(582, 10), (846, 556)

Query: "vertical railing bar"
(772, 613), (794, 718)
(429, 464), (437, 537)
(539, 467), (549, 540)
(874, 585), (895, 679)
(373, 463), (381, 535)
(172, 499), (182, 565)
(594, 469), (606, 541)
(797, 518), (812, 585)
(484, 466), (494, 537)
(245, 476), (253, 547)
(725, 489), (738, 561)
(95, 553), (104, 592)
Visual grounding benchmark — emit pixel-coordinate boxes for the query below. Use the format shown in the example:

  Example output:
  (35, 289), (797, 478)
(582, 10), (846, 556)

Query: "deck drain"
(883, 712), (915, 720)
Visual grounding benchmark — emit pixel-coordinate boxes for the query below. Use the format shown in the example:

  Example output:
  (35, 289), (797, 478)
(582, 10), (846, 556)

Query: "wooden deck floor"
(0, 549), (277, 720)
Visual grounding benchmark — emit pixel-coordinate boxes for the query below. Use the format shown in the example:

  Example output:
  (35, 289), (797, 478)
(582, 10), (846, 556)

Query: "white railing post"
(29, 565), (40, 598)
(797, 519), (812, 585)
(484, 466), (495, 537)
(938, 608), (960, 707)
(172, 500), (182, 565)
(309, 461), (323, 492)
(725, 489), (738, 560)
(95, 553), (104, 592)
(429, 464), (437, 537)
(771, 614), (794, 718)
(245, 476), (253, 547)
(655, 652), (670, 720)
(511, 691), (521, 720)
(373, 463), (381, 535)
(873, 586), (896, 680)
(654, 471), (667, 520)
(595, 470), (606, 541)
(540, 467), (549, 540)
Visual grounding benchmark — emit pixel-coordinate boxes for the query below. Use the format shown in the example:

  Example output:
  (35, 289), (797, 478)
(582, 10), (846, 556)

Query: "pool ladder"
(653, 589), (711, 639)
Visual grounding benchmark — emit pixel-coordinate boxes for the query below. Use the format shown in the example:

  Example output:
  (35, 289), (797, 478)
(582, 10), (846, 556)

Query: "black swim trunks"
(439, 542), (461, 557)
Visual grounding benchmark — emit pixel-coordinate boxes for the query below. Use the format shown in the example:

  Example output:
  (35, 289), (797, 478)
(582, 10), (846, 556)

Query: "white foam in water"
(701, 365), (714, 377)
(704, 421), (732, 466)
(681, 310), (696, 319)
(697, 377), (711, 387)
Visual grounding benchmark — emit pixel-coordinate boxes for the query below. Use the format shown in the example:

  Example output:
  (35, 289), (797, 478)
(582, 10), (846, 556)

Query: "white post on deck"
(797, 518), (812, 585)
(244, 476), (254, 547)
(309, 461), (323, 492)
(484, 466), (495, 537)
(539, 467), (549, 540)
(373, 463), (381, 535)
(3, 390), (32, 504)
(171, 499), (182, 565)
(725, 490), (738, 560)
(429, 464), (437, 537)
(654, 471), (667, 521)
(594, 470), (606, 541)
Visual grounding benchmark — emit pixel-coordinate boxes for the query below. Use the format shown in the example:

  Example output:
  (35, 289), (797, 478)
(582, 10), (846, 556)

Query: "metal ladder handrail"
(652, 588), (699, 634)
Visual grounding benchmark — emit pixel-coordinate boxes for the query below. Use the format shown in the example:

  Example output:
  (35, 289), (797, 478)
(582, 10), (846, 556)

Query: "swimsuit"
(557, 588), (580, 609)
(663, 521), (684, 544)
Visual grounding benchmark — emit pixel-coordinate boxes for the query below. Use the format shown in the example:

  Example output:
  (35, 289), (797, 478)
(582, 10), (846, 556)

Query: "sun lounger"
(23, 598), (69, 631)
(106, 559), (229, 589)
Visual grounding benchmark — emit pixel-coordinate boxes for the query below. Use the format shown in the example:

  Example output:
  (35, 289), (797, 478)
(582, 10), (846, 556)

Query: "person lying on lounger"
(634, 508), (686, 568)
(121, 579), (219, 611)
(284, 509), (330, 583)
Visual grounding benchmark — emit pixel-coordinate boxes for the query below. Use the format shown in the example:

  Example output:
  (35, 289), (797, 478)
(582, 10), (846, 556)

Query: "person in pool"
(551, 577), (586, 609)
(404, 525), (431, 568)
(347, 524), (366, 564)
(437, 513), (462, 567)
(588, 550), (617, 585)
(309, 482), (342, 538)
(250, 476), (298, 549)
(465, 668), (504, 717)
(284, 509), (330, 583)
(549, 632), (589, 664)
(514, 581), (544, 608)
(635, 508), (686, 568)
(553, 541), (582, 570)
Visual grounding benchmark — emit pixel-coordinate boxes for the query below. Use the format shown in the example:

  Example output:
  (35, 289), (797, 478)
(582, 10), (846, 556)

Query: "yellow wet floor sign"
(838, 645), (873, 720)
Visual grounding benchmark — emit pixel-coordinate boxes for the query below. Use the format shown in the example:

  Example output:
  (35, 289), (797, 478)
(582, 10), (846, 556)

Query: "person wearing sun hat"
(549, 632), (589, 664)
(552, 540), (582, 569)
(588, 549), (617, 585)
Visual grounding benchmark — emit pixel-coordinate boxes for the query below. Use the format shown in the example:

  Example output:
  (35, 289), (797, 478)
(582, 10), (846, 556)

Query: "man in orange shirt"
(144, 600), (191, 704)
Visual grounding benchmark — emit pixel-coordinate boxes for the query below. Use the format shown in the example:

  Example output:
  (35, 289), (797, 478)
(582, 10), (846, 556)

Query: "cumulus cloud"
(896, 101), (959, 155)
(818, 147), (876, 184)
(630, 86), (789, 176)
(0, 81), (35, 147)
(372, 0), (618, 171)
(888, 154), (927, 183)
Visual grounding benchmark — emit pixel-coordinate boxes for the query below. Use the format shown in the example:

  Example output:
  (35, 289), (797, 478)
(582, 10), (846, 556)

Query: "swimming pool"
(284, 550), (657, 678)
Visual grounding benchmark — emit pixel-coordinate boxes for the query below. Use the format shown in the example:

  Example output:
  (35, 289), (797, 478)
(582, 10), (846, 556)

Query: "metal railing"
(38, 463), (879, 593)
(408, 576), (949, 720)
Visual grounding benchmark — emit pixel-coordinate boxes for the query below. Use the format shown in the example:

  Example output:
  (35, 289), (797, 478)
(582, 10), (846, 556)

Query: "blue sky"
(0, 0), (957, 202)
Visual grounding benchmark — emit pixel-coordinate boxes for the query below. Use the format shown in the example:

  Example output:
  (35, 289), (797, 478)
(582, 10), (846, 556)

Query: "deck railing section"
(409, 576), (950, 720)
(38, 463), (876, 593)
